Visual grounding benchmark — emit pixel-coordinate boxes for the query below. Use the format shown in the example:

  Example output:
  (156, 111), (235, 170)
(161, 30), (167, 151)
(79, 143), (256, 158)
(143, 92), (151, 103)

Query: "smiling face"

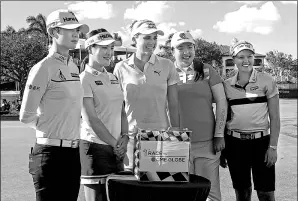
(134, 32), (158, 54)
(172, 42), (195, 67)
(54, 27), (80, 50)
(233, 49), (255, 73)
(91, 43), (114, 67)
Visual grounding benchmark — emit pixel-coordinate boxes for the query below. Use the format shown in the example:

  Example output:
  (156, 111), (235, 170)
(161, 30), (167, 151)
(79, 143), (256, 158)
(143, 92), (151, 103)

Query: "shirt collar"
(128, 53), (156, 67)
(85, 64), (107, 76)
(231, 68), (258, 85)
(175, 62), (194, 74)
(49, 50), (72, 65)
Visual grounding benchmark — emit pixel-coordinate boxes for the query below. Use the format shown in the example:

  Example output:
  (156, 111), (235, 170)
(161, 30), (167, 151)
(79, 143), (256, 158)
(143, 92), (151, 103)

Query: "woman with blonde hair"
(113, 19), (180, 171)
(223, 38), (280, 201)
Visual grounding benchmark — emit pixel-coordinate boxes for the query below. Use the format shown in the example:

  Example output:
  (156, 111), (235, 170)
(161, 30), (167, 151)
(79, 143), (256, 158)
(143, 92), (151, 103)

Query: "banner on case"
(134, 128), (192, 182)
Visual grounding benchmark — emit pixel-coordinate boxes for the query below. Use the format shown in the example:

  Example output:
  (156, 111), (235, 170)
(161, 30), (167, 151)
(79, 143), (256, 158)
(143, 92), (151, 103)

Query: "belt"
(36, 138), (79, 148)
(227, 130), (269, 140)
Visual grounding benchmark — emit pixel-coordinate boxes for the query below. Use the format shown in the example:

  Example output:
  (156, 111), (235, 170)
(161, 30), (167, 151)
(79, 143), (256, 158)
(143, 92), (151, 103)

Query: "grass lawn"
(1, 99), (296, 201)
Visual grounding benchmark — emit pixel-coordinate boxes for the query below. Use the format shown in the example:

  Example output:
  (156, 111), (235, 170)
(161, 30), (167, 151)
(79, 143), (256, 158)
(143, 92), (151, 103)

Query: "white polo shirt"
(224, 69), (279, 132)
(19, 51), (83, 140)
(113, 54), (180, 134)
(80, 65), (124, 145)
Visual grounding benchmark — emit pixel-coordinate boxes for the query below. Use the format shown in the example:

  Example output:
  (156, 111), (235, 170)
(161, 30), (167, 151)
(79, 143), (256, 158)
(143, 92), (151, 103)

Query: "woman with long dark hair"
(170, 31), (227, 201)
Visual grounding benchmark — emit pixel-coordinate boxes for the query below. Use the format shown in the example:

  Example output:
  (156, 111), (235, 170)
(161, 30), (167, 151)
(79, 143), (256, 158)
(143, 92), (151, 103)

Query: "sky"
(1, 1), (297, 58)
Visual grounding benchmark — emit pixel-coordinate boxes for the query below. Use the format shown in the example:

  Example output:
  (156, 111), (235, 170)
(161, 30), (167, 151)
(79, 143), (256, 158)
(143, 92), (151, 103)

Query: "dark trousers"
(225, 135), (275, 192)
(29, 143), (81, 201)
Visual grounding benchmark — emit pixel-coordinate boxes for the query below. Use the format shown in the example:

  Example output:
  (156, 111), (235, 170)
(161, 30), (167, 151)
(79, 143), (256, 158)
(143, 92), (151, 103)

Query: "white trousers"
(190, 140), (222, 201)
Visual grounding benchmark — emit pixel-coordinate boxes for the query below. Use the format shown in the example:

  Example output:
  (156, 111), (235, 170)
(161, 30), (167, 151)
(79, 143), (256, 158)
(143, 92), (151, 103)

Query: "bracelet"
(269, 145), (277, 150)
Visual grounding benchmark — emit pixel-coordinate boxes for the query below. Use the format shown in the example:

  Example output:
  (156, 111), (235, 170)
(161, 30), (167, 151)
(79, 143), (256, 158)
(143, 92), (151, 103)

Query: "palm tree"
(26, 13), (50, 47)
(1, 26), (16, 36)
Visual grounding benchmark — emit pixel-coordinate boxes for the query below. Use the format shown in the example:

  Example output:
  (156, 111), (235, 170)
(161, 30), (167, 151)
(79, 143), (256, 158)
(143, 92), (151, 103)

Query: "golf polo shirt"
(113, 54), (180, 134)
(175, 63), (223, 142)
(19, 51), (83, 140)
(80, 65), (124, 145)
(224, 69), (279, 132)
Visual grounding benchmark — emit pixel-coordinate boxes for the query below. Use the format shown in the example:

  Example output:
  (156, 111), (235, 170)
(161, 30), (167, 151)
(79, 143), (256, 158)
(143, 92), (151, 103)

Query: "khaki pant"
(190, 140), (222, 201)
(123, 138), (135, 171)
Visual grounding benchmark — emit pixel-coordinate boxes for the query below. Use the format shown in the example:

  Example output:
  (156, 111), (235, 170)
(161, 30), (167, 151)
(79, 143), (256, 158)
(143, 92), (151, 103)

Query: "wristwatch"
(269, 145), (277, 150)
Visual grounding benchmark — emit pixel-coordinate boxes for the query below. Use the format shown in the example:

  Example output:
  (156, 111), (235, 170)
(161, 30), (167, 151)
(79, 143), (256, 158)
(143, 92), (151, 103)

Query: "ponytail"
(80, 55), (89, 73)
(193, 59), (204, 82)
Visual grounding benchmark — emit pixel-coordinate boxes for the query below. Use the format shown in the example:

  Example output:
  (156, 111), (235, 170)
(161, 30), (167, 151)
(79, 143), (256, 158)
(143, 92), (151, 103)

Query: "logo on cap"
(179, 33), (188, 40)
(62, 16), (78, 23)
(147, 22), (157, 29)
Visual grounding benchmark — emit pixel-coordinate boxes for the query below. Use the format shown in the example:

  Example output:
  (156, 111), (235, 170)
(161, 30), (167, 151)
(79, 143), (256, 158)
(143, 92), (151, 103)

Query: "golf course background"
(1, 99), (296, 201)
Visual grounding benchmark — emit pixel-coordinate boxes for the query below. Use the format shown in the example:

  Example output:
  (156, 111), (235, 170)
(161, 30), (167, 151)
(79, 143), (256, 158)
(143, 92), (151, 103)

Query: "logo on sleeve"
(71, 73), (79, 78)
(95, 81), (103, 85)
(110, 80), (119, 84)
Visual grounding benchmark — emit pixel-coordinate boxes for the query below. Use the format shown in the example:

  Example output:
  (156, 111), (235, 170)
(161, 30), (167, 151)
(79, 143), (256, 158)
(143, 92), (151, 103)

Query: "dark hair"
(167, 33), (204, 82)
(193, 58), (204, 81)
(80, 28), (109, 72)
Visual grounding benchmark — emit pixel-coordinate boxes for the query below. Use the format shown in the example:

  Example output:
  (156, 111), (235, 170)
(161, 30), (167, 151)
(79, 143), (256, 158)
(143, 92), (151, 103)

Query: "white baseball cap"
(171, 31), (195, 48)
(230, 38), (255, 56)
(46, 9), (89, 34)
(130, 20), (164, 38)
(85, 31), (115, 48)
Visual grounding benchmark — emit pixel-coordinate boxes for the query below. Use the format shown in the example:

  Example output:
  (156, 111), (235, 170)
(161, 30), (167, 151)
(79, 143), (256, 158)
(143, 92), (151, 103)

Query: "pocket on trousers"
(80, 140), (92, 155)
(29, 153), (42, 175)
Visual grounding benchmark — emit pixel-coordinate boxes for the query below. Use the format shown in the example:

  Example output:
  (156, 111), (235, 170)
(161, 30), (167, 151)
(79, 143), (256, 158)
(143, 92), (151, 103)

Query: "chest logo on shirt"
(95, 80), (103, 85)
(59, 70), (66, 81)
(250, 86), (259, 91)
(110, 80), (119, 84)
(153, 70), (161, 76)
(71, 73), (79, 78)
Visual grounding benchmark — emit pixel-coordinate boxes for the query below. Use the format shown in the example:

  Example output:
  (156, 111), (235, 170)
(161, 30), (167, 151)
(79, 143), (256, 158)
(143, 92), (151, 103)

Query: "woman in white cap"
(79, 28), (128, 201)
(19, 9), (89, 201)
(223, 38), (280, 201)
(169, 31), (227, 201)
(113, 19), (180, 171)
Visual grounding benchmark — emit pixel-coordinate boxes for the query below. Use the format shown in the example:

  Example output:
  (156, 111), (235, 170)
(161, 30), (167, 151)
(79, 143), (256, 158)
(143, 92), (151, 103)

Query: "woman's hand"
(213, 137), (225, 154)
(114, 136), (129, 159)
(264, 147), (277, 167)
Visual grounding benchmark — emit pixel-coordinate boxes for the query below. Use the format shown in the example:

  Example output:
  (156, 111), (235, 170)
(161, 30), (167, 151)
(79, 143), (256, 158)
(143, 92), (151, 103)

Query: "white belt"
(36, 138), (79, 148)
(227, 130), (269, 140)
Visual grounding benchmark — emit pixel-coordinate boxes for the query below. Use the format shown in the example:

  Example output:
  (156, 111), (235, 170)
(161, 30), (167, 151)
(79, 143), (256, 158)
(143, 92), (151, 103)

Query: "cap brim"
(172, 40), (195, 48)
(57, 24), (90, 34)
(94, 39), (115, 46)
(233, 47), (255, 56)
(140, 29), (164, 36)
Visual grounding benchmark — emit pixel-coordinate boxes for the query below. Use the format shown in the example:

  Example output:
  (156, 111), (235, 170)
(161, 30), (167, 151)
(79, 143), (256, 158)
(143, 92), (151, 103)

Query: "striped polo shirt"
(19, 51), (83, 140)
(224, 69), (279, 132)
(175, 62), (223, 142)
(80, 65), (124, 145)
(113, 54), (180, 134)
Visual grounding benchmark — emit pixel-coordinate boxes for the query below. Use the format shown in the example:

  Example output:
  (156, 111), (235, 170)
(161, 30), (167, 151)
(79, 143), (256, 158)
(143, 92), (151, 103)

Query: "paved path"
(1, 121), (297, 201)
